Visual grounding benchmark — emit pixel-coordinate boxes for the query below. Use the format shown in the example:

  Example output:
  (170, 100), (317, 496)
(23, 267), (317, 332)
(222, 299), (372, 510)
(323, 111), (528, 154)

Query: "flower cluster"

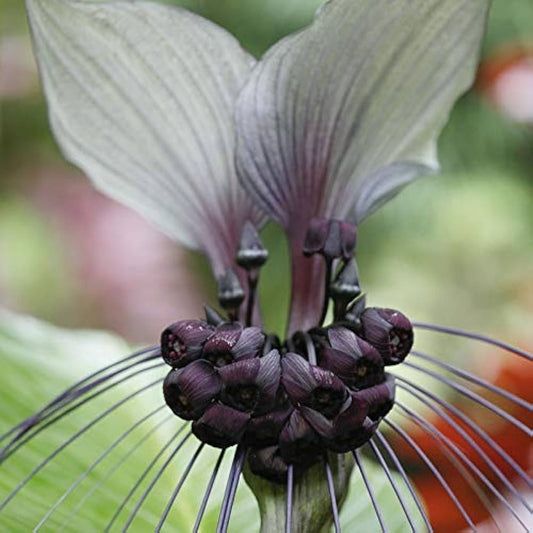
(160, 219), (413, 483)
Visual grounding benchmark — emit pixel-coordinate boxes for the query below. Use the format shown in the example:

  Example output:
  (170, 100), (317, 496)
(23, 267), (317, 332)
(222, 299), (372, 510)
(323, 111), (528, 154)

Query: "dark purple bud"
(245, 404), (293, 447)
(327, 416), (379, 453)
(360, 308), (413, 365)
(202, 323), (243, 367)
(247, 446), (288, 484)
(163, 361), (221, 420)
(279, 409), (321, 466)
(282, 353), (347, 419)
(236, 221), (268, 269)
(219, 350), (281, 414)
(322, 328), (384, 389)
(204, 305), (225, 326)
(301, 392), (366, 440)
(192, 403), (250, 448)
(329, 259), (361, 302)
(217, 268), (245, 311)
(161, 319), (214, 368)
(354, 374), (396, 420)
(303, 217), (357, 261)
(345, 295), (366, 327)
(231, 327), (265, 360)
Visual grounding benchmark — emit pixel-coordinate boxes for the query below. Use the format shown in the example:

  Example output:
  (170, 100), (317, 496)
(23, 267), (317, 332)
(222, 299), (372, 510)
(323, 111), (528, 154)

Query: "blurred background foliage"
(1, 0), (532, 531)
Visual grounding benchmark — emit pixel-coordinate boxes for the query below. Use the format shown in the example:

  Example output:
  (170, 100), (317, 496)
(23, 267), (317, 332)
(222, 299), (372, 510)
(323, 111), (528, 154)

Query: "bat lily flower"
(1, 0), (531, 531)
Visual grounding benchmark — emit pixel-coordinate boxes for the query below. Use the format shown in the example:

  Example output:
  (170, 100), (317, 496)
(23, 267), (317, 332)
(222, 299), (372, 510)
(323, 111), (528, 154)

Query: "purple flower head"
(192, 403), (250, 449)
(219, 349), (281, 414)
(162, 360), (221, 420)
(5, 1), (527, 533)
(282, 352), (348, 419)
(160, 319), (213, 368)
(321, 327), (385, 389)
(360, 308), (414, 365)
(202, 323), (264, 367)
(278, 409), (322, 467)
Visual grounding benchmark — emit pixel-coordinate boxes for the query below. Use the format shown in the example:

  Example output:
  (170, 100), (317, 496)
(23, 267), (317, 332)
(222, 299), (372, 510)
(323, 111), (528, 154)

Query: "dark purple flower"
(160, 319), (213, 368)
(219, 349), (281, 414)
(320, 327), (384, 389)
(192, 403), (250, 448)
(203, 323), (264, 367)
(163, 360), (221, 420)
(278, 409), (321, 467)
(282, 353), (348, 419)
(360, 308), (414, 365)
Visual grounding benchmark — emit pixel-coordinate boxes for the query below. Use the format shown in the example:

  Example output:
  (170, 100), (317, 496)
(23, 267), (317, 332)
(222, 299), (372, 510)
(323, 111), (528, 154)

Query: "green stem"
(244, 453), (354, 533)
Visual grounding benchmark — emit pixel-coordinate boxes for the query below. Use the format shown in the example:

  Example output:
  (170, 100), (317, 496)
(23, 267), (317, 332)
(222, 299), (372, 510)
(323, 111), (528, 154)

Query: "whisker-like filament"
(59, 414), (174, 533)
(396, 378), (530, 509)
(324, 457), (341, 533)
(0, 346), (158, 445)
(367, 439), (416, 532)
(384, 419), (476, 530)
(391, 372), (529, 486)
(410, 351), (529, 409)
(122, 431), (193, 531)
(395, 401), (529, 531)
(0, 358), (164, 461)
(403, 360), (530, 435)
(374, 431), (433, 532)
(0, 377), (163, 511)
(104, 425), (189, 532)
(413, 323), (532, 361)
(217, 444), (246, 533)
(394, 405), (497, 532)
(286, 464), (294, 533)
(216, 447), (240, 533)
(353, 448), (387, 532)
(193, 449), (226, 533)
(34, 404), (167, 530)
(156, 442), (205, 532)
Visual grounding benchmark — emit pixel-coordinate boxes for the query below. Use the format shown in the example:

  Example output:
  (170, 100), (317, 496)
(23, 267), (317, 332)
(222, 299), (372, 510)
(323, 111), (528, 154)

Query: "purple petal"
(192, 403), (250, 448)
(231, 326), (265, 360)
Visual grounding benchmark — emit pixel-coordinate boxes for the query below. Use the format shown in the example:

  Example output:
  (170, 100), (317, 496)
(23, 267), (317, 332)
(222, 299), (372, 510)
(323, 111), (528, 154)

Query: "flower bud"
(321, 327), (384, 389)
(160, 319), (213, 368)
(219, 349), (281, 414)
(245, 404), (293, 447)
(247, 446), (288, 484)
(353, 374), (396, 421)
(203, 323), (264, 367)
(282, 353), (347, 419)
(279, 409), (321, 466)
(345, 295), (366, 327)
(192, 403), (250, 448)
(301, 393), (368, 453)
(360, 308), (413, 365)
(303, 217), (357, 261)
(236, 221), (268, 269)
(329, 259), (361, 302)
(217, 268), (245, 310)
(163, 361), (221, 420)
